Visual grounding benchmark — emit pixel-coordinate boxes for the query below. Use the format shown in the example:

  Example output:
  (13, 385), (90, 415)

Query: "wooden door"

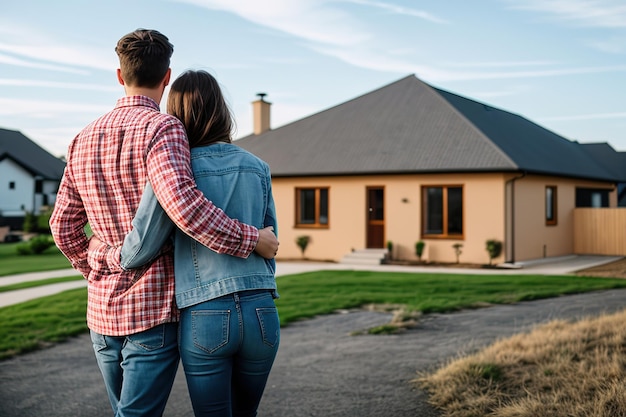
(366, 187), (385, 248)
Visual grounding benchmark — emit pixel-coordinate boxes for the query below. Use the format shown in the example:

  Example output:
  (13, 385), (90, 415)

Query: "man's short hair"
(115, 29), (174, 88)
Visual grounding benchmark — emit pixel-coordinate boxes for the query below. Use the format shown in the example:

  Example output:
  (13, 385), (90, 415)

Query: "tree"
(296, 236), (311, 258)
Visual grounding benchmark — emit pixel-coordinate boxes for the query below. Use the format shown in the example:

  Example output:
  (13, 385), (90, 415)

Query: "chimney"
(252, 93), (271, 135)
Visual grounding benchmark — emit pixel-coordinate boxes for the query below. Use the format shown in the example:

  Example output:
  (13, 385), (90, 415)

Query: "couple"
(50, 29), (280, 417)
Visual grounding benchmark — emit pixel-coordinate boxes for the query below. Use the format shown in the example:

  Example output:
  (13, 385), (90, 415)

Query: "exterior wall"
(272, 172), (618, 265)
(509, 175), (616, 262)
(272, 176), (367, 262)
(272, 173), (508, 265)
(0, 159), (34, 216)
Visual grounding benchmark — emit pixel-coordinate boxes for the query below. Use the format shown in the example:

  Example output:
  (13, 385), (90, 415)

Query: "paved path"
(0, 255), (623, 416)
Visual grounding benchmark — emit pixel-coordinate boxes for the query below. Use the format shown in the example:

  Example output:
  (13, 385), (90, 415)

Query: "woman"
(120, 70), (280, 417)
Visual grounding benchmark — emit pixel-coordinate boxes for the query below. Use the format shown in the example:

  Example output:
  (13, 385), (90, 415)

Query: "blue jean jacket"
(120, 143), (278, 309)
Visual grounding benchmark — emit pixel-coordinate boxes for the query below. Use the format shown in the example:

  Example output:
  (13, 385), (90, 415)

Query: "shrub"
(37, 207), (54, 233)
(15, 243), (33, 255)
(415, 241), (425, 262)
(16, 235), (55, 255)
(296, 235), (311, 258)
(22, 211), (38, 233)
(452, 243), (463, 264)
(486, 239), (503, 265)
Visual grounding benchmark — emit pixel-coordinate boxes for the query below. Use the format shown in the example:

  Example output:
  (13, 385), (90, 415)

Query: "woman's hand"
(88, 235), (103, 253)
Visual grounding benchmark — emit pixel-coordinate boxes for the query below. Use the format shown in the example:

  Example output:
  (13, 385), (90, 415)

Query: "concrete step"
(340, 249), (389, 265)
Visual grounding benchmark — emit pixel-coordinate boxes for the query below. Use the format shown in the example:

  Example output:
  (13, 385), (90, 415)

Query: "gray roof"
(0, 128), (66, 180)
(580, 143), (626, 182)
(236, 75), (620, 182)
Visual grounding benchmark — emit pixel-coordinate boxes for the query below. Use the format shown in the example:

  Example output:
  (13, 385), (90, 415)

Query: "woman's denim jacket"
(120, 143), (278, 309)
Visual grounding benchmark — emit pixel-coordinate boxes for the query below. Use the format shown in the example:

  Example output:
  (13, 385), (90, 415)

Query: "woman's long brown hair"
(167, 70), (233, 147)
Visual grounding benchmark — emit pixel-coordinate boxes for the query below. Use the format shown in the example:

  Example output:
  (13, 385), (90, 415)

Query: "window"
(296, 187), (329, 227)
(422, 185), (463, 238)
(546, 186), (557, 225)
(9, 181), (15, 190)
(575, 188), (610, 208)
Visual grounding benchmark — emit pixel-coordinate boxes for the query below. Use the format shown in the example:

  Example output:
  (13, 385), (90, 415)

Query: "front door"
(366, 187), (385, 248)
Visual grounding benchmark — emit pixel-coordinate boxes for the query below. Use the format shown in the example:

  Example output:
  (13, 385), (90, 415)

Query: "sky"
(1, 0), (626, 158)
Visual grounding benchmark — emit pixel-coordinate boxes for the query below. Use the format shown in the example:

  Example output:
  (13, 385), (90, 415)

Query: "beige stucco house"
(237, 75), (626, 265)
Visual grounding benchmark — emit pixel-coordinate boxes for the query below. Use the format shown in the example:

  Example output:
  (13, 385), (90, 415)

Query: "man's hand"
(254, 226), (279, 259)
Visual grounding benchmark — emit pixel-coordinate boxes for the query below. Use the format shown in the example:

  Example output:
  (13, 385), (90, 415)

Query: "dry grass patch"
(417, 308), (626, 417)
(351, 303), (422, 335)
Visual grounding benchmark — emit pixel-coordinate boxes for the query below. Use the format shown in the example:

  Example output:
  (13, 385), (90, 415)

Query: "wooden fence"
(574, 208), (626, 256)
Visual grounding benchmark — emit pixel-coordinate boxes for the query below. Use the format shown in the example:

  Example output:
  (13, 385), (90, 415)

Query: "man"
(50, 28), (278, 416)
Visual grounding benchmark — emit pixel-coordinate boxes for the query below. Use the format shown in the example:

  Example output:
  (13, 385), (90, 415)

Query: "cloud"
(0, 23), (115, 72)
(342, 0), (449, 24)
(174, 0), (626, 83)
(18, 126), (85, 157)
(0, 97), (110, 117)
(504, 0), (626, 28)
(173, 0), (371, 46)
(437, 64), (626, 82)
(0, 53), (88, 74)
(586, 37), (626, 54)
(314, 43), (626, 81)
(445, 60), (557, 68)
(0, 78), (119, 92)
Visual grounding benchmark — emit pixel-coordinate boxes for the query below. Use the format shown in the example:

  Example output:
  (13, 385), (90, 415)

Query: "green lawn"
(3, 267), (626, 360)
(273, 270), (626, 321)
(0, 289), (88, 359)
(0, 243), (72, 276)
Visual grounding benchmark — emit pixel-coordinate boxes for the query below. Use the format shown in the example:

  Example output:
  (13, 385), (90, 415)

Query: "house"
(0, 128), (66, 230)
(236, 75), (626, 265)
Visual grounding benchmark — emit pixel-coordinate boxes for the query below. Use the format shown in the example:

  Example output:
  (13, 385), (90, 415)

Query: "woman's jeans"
(90, 322), (179, 417)
(179, 290), (280, 417)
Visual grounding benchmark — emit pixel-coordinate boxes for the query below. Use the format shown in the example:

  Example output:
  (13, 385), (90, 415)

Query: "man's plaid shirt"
(50, 96), (258, 336)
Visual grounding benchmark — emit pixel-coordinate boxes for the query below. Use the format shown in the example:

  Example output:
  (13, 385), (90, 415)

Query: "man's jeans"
(179, 290), (280, 417)
(90, 322), (179, 417)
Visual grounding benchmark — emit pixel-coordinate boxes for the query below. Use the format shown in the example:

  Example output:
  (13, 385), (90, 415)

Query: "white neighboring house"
(0, 128), (66, 231)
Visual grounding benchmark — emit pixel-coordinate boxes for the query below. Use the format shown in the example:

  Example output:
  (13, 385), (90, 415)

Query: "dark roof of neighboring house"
(236, 75), (620, 182)
(0, 128), (66, 180)
(580, 143), (626, 183)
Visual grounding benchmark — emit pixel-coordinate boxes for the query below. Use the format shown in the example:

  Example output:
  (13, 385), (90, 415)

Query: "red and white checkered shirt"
(50, 95), (259, 336)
